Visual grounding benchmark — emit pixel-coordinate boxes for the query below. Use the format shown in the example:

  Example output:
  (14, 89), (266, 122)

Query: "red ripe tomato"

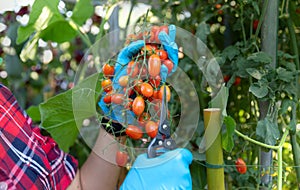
(234, 77), (241, 86)
(116, 151), (128, 167)
(141, 45), (156, 57)
(127, 61), (139, 77)
(215, 3), (222, 9)
(124, 98), (133, 110)
(163, 59), (174, 74)
(160, 25), (169, 34)
(138, 112), (151, 127)
(156, 49), (168, 60)
(111, 93), (124, 104)
(102, 63), (114, 77)
(141, 82), (154, 97)
(101, 79), (112, 92)
(103, 91), (112, 104)
(145, 121), (158, 138)
(158, 85), (171, 102)
(119, 75), (129, 87)
(126, 125), (143, 140)
(152, 89), (160, 99)
(148, 54), (161, 77)
(151, 26), (160, 42)
(133, 79), (143, 94)
(132, 96), (145, 115)
(149, 75), (161, 88)
(223, 75), (230, 83)
(235, 158), (247, 174)
(253, 20), (259, 31)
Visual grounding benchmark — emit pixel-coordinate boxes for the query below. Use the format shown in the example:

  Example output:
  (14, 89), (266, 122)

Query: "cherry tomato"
(223, 75), (230, 83)
(152, 89), (160, 99)
(149, 75), (161, 88)
(155, 26), (169, 42)
(102, 63), (114, 78)
(163, 59), (174, 74)
(156, 49), (168, 60)
(124, 98), (133, 110)
(138, 112), (151, 127)
(101, 79), (112, 92)
(141, 45), (156, 57)
(141, 82), (154, 97)
(126, 125), (143, 140)
(148, 54), (161, 77)
(132, 96), (145, 115)
(215, 4), (222, 9)
(103, 91), (112, 104)
(151, 26), (160, 42)
(253, 20), (259, 31)
(140, 66), (148, 79)
(133, 79), (143, 94)
(235, 158), (247, 174)
(127, 61), (139, 77)
(119, 75), (129, 87)
(158, 85), (171, 102)
(116, 151), (128, 167)
(234, 77), (241, 86)
(123, 88), (134, 96)
(111, 93), (124, 104)
(145, 121), (158, 138)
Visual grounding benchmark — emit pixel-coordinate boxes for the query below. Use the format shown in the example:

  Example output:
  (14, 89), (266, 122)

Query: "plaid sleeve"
(0, 84), (78, 190)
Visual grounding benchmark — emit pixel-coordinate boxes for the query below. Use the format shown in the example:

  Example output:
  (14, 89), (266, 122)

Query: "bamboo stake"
(203, 108), (225, 190)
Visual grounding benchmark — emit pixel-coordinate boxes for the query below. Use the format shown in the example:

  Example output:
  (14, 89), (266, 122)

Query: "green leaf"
(40, 73), (101, 152)
(190, 161), (207, 190)
(276, 67), (295, 82)
(40, 20), (77, 43)
(247, 52), (272, 64)
(256, 117), (280, 146)
(246, 68), (264, 80)
(222, 45), (240, 61)
(209, 85), (229, 117)
(26, 105), (41, 122)
(249, 83), (268, 98)
(222, 116), (236, 152)
(17, 0), (62, 44)
(4, 54), (22, 77)
(71, 0), (94, 25)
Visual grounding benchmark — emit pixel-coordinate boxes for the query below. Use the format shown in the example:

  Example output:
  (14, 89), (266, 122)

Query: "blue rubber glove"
(120, 148), (193, 190)
(158, 25), (178, 82)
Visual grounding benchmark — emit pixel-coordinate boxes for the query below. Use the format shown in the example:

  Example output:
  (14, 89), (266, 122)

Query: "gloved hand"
(158, 24), (178, 82)
(120, 148), (193, 190)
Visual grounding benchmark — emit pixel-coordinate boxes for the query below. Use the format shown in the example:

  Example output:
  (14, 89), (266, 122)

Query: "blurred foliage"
(0, 0), (300, 189)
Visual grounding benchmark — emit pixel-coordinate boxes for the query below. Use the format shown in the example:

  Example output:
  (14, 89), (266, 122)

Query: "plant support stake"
(203, 108), (225, 190)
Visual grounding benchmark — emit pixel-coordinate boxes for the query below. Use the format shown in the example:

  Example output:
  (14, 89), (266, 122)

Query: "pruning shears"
(147, 86), (176, 158)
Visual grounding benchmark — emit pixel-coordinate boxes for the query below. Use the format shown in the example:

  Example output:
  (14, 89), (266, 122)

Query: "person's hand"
(120, 148), (193, 190)
(158, 25), (178, 82)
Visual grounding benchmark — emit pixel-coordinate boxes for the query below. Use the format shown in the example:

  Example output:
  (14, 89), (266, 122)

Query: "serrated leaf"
(71, 0), (94, 25)
(246, 68), (263, 80)
(249, 83), (268, 98)
(40, 73), (101, 152)
(256, 117), (280, 146)
(276, 67), (295, 82)
(247, 52), (272, 64)
(222, 116), (236, 152)
(223, 45), (240, 61)
(40, 20), (77, 43)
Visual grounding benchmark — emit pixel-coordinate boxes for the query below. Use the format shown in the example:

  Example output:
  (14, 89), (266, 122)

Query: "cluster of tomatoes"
(100, 25), (175, 166)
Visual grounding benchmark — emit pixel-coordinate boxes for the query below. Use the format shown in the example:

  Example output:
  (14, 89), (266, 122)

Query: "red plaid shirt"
(0, 84), (78, 190)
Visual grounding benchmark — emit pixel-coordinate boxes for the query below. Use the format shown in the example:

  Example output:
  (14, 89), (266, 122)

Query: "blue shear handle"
(120, 148), (193, 190)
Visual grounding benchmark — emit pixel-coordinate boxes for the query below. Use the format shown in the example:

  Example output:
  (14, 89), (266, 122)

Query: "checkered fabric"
(0, 84), (78, 190)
